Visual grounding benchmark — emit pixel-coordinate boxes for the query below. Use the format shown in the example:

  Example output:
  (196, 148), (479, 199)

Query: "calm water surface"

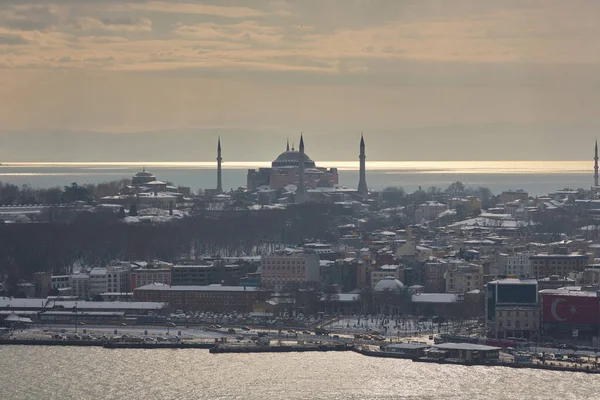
(0, 161), (593, 195)
(0, 346), (596, 400)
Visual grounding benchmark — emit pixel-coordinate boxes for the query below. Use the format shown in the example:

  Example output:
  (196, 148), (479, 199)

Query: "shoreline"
(2, 338), (599, 375)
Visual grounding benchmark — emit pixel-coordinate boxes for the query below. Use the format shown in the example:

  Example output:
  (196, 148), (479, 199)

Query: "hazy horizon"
(0, 127), (598, 162)
(2, 1), (600, 161)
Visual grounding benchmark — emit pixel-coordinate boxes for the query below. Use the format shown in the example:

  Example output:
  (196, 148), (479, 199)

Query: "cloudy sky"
(1, 0), (599, 161)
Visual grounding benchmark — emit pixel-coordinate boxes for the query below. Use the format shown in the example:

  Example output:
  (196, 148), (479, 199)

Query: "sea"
(0, 346), (595, 400)
(0, 161), (593, 196)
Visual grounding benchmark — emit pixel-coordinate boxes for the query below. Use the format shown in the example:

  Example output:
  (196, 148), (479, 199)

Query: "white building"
(260, 250), (320, 290)
(70, 273), (89, 299)
(88, 264), (132, 297)
(51, 275), (71, 291)
(496, 252), (533, 278)
(415, 201), (448, 222)
(89, 268), (108, 297)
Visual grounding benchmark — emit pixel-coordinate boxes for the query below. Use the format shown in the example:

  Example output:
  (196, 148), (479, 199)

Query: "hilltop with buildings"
(4, 138), (600, 349)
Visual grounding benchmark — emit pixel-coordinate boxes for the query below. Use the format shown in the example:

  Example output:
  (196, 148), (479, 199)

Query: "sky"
(1, 0), (600, 162)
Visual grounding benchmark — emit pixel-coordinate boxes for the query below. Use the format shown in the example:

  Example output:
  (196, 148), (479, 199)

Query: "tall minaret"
(286, 138), (290, 152)
(216, 136), (223, 194)
(357, 133), (368, 197)
(297, 133), (306, 201)
(595, 139), (599, 187)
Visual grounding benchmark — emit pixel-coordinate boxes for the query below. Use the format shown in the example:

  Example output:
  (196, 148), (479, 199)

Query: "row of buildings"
(486, 278), (600, 344)
(34, 259), (260, 300)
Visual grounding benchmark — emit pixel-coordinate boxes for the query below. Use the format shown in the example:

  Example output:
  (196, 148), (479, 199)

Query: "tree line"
(0, 203), (340, 289)
(375, 181), (496, 209)
(0, 179), (131, 205)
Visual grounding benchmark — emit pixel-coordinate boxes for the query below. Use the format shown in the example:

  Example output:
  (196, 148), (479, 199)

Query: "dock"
(3, 338), (600, 375)
(209, 343), (352, 354)
(0, 338), (213, 349)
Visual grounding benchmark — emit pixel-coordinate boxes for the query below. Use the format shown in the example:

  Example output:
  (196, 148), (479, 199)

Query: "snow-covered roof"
(0, 297), (165, 310)
(374, 276), (404, 292)
(387, 343), (429, 350)
(487, 278), (537, 285)
(135, 283), (258, 292)
(319, 293), (359, 302)
(411, 293), (458, 303)
(437, 209), (456, 218)
(89, 268), (107, 276)
(539, 287), (597, 297)
(4, 312), (33, 323)
(449, 216), (532, 230)
(435, 343), (500, 351)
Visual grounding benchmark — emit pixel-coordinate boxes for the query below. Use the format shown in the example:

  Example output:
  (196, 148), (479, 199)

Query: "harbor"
(3, 326), (600, 375)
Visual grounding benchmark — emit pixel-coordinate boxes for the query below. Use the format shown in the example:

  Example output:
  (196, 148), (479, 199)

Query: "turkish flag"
(542, 294), (600, 325)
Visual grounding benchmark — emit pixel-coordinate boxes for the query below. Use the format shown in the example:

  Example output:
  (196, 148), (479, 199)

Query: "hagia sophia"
(247, 136), (339, 191)
(243, 134), (368, 201)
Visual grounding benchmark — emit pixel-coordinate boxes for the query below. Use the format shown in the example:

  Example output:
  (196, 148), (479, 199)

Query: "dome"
(374, 276), (405, 292)
(272, 151), (316, 168)
(132, 169), (157, 186)
(135, 171), (154, 177)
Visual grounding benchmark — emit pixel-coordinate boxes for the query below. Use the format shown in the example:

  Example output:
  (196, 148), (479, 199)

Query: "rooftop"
(0, 297), (165, 310)
(387, 343), (429, 350)
(539, 287), (598, 297)
(488, 278), (538, 285)
(531, 253), (588, 258)
(434, 342), (501, 351)
(412, 293), (458, 303)
(135, 283), (258, 292)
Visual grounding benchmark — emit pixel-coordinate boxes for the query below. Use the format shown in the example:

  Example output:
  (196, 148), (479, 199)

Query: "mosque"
(247, 135), (339, 191)
(213, 133), (368, 202)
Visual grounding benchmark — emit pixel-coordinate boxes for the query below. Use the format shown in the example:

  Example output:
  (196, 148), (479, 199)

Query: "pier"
(209, 343), (352, 354)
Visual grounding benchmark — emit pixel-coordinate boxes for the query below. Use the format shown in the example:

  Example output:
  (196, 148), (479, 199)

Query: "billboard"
(497, 284), (537, 304)
(542, 294), (600, 325)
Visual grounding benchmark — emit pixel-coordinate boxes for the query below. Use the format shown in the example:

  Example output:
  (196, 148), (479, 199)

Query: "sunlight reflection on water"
(0, 347), (597, 400)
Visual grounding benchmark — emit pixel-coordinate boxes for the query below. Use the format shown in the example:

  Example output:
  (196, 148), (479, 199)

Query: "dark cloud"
(0, 33), (29, 45)
(1, 5), (59, 30)
(100, 16), (144, 26)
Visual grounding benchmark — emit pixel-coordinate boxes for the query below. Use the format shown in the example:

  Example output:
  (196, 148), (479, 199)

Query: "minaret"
(297, 133), (306, 201)
(216, 136), (223, 194)
(357, 133), (368, 197)
(595, 139), (599, 187)
(286, 138), (290, 152)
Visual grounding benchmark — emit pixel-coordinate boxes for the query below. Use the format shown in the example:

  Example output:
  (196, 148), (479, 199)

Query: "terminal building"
(485, 278), (539, 339)
(134, 283), (266, 312)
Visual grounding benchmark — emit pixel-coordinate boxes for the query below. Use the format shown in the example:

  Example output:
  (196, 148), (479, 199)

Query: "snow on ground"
(322, 316), (478, 337)
(10, 326), (232, 341)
